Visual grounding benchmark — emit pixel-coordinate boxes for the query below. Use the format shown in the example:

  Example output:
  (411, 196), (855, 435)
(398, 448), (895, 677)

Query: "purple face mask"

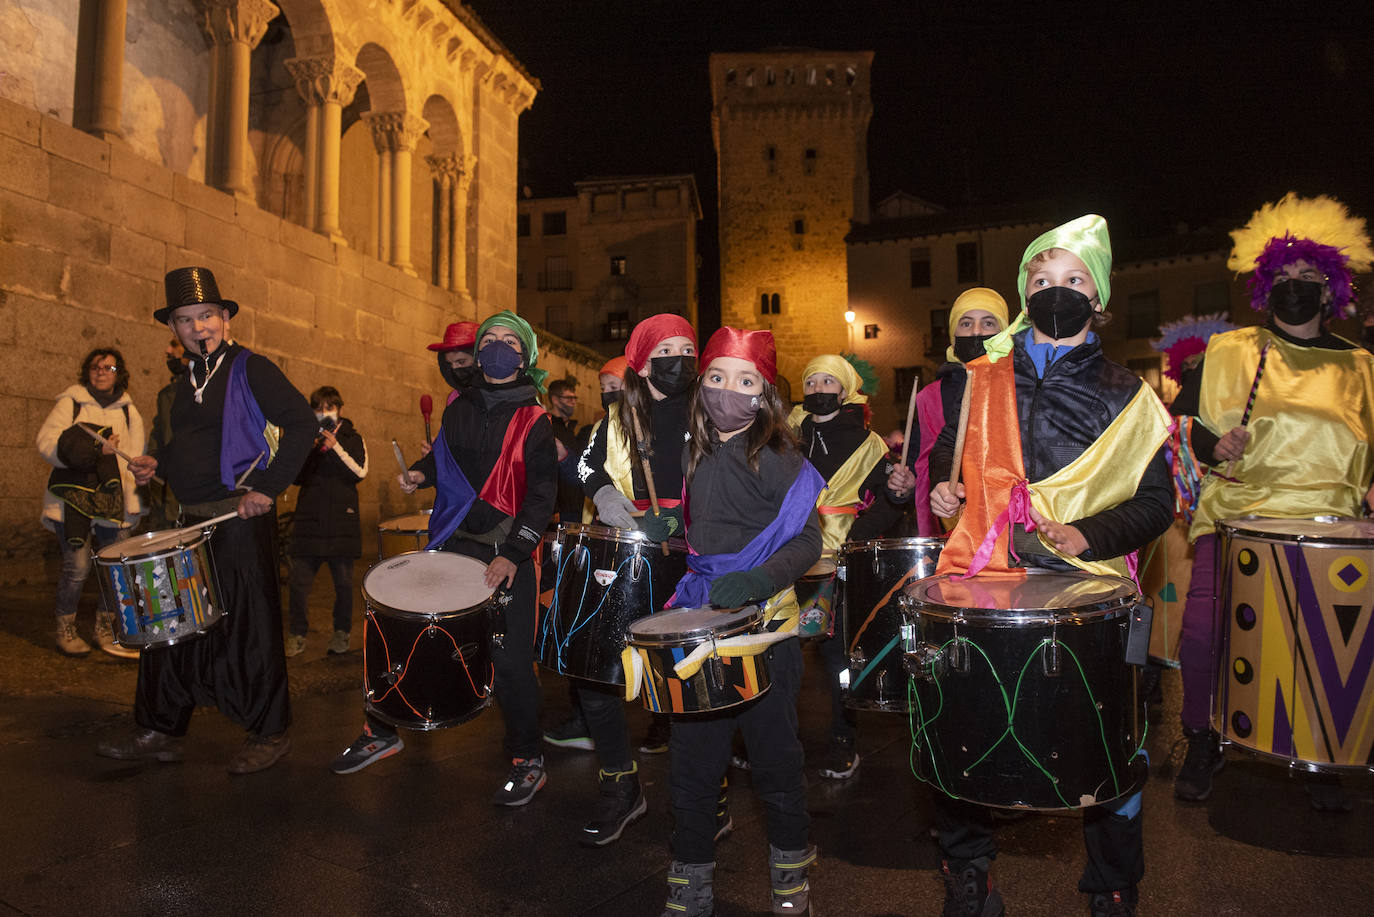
(699, 385), (760, 434)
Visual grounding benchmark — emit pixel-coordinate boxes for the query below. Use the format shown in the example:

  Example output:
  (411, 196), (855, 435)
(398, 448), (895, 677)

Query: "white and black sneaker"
(493, 756), (547, 806)
(580, 764), (647, 847)
(818, 735), (860, 780)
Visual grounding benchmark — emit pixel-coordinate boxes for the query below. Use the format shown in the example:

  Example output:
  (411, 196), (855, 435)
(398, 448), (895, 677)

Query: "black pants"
(579, 680), (633, 772)
(367, 539), (542, 760)
(669, 638), (809, 863)
(818, 631), (857, 742)
(135, 511), (291, 738)
(287, 555), (354, 636)
(935, 792), (1145, 893)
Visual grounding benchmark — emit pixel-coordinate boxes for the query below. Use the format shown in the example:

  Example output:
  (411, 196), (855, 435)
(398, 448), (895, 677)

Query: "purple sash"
(220, 350), (271, 490)
(428, 425), (477, 547)
(672, 460), (826, 608)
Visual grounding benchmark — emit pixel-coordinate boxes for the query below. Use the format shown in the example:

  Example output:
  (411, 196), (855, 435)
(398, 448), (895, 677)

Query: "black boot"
(940, 857), (1004, 917)
(661, 860), (714, 917)
(770, 844), (816, 915)
(580, 762), (647, 847)
(1173, 726), (1224, 801)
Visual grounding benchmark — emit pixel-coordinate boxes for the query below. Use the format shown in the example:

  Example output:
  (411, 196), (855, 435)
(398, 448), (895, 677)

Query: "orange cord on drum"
(364, 609), (492, 722)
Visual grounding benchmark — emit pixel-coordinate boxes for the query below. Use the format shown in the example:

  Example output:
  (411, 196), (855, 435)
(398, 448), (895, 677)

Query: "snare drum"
(902, 570), (1144, 810)
(376, 510), (432, 558)
(837, 537), (944, 711)
(539, 523), (688, 686)
(361, 551), (496, 730)
(94, 526), (225, 649)
(627, 606), (771, 713)
(1215, 516), (1374, 772)
(796, 552), (838, 639)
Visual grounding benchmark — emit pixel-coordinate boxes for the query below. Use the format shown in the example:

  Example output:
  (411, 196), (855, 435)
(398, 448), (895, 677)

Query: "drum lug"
(1042, 638), (1062, 677)
(575, 545), (590, 571)
(383, 662), (402, 685)
(948, 637), (971, 675)
(903, 642), (946, 680)
(629, 550), (643, 582)
(848, 648), (867, 670)
(706, 655), (726, 693)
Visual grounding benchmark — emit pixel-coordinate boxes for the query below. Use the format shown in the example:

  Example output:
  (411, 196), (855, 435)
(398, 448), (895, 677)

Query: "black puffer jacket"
(289, 417), (367, 557)
(931, 330), (1173, 562)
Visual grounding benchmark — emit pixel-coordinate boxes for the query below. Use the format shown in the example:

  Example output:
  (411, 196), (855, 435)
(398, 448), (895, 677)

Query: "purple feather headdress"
(1151, 312), (1236, 383)
(1247, 235), (1354, 318)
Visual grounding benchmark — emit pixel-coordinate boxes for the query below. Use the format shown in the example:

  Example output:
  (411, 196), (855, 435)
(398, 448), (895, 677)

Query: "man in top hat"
(101, 266), (317, 774)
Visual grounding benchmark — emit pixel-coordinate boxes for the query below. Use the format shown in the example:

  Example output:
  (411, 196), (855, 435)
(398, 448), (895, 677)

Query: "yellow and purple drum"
(1215, 516), (1374, 772)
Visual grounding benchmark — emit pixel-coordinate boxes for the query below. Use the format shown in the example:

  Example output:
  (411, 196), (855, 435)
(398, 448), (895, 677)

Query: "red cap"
(427, 321), (478, 352)
(599, 355), (629, 378)
(699, 327), (777, 384)
(624, 314), (697, 372)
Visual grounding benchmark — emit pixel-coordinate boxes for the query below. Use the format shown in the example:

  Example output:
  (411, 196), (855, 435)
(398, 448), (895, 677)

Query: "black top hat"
(156, 266), (240, 324)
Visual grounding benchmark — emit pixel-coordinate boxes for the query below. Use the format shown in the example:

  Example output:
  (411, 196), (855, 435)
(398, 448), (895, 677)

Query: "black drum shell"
(363, 604), (493, 731)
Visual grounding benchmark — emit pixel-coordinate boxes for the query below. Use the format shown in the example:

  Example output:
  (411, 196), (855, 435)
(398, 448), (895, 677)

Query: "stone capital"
(285, 56), (364, 107)
(199, 0), (280, 48)
(425, 154), (459, 186)
(363, 111), (429, 154)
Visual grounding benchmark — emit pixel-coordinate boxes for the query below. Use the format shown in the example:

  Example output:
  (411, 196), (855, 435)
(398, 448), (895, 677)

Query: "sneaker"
(56, 615), (91, 656)
(330, 725), (405, 774)
(770, 844), (816, 916)
(543, 714), (595, 751)
(93, 615), (139, 659)
(661, 860), (715, 917)
(1089, 888), (1138, 917)
(1173, 726), (1224, 802)
(227, 732), (290, 775)
(284, 634), (306, 657)
(818, 735), (860, 780)
(493, 756), (547, 806)
(580, 764), (648, 847)
(327, 630), (351, 655)
(639, 715), (671, 755)
(96, 727), (183, 763)
(940, 858), (1004, 917)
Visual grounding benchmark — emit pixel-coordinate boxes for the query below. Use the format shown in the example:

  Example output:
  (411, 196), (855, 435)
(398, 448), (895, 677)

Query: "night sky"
(470, 0), (1373, 316)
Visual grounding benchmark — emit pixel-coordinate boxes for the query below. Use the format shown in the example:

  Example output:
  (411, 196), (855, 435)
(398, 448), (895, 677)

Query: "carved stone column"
(72, 0), (128, 140)
(285, 56), (361, 237)
(200, 0), (280, 198)
(449, 156), (475, 297)
(426, 155), (457, 289)
(365, 112), (427, 274)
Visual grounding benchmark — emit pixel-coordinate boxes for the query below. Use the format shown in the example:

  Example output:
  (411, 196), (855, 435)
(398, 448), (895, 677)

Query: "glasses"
(90, 364), (119, 375)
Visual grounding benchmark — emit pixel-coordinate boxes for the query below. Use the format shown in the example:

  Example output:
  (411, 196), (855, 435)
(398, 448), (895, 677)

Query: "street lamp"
(844, 309), (855, 350)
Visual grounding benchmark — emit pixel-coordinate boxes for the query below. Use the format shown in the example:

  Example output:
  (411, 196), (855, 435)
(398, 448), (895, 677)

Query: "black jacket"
(579, 389), (691, 503)
(799, 404), (902, 541)
(289, 417), (367, 557)
(931, 331), (1173, 563)
(412, 379), (557, 565)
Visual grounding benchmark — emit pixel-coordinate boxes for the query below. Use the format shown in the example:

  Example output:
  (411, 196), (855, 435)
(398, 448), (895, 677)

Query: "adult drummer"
(571, 314), (696, 846)
(332, 311), (558, 807)
(428, 320), (480, 405)
(929, 216), (1173, 917)
(1171, 194), (1374, 807)
(102, 267), (316, 774)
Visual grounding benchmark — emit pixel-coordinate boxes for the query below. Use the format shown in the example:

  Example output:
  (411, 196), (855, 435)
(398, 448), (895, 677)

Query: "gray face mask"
(699, 385), (760, 434)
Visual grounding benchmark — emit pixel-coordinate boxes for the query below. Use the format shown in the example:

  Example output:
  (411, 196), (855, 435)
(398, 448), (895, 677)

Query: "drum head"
(908, 570), (1137, 621)
(1219, 516), (1374, 545)
(364, 551), (493, 615)
(629, 605), (760, 641)
(97, 527), (206, 560)
(378, 510), (432, 534)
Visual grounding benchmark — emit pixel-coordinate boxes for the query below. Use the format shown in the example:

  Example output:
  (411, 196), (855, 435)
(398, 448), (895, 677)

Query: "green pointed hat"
(477, 310), (548, 393)
(1016, 213), (1113, 308)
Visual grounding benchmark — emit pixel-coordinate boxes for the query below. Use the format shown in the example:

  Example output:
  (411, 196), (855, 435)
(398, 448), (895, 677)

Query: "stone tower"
(710, 49), (874, 390)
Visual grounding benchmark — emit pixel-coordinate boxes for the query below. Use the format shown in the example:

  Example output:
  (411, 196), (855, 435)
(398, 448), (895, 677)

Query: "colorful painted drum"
(539, 523), (688, 686)
(627, 605), (771, 713)
(902, 570), (1145, 810)
(362, 550), (495, 730)
(94, 526), (225, 649)
(837, 536), (944, 711)
(796, 552), (838, 639)
(1137, 519), (1194, 666)
(376, 510), (432, 558)
(1215, 516), (1374, 772)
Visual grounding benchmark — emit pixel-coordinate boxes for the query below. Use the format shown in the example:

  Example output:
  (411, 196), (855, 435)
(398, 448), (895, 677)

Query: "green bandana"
(985, 214), (1114, 362)
(477, 310), (548, 393)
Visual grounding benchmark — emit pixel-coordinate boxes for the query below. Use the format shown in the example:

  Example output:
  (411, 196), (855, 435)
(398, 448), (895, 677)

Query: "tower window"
(745, 67), (755, 87)
(803, 148), (817, 175)
(793, 219), (805, 234)
(610, 256), (626, 276)
(806, 67), (817, 86)
(765, 144), (777, 175)
(784, 67), (795, 86)
(761, 292), (782, 315)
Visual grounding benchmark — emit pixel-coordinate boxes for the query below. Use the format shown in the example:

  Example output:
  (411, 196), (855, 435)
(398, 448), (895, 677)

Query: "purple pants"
(1177, 532), (1221, 731)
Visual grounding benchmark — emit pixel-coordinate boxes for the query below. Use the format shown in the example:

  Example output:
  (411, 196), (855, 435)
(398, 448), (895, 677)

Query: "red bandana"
(699, 327), (777, 384)
(625, 314), (697, 372)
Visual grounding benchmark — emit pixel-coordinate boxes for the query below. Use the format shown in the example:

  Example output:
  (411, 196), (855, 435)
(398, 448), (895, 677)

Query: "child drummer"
(650, 327), (824, 917)
(929, 216), (1174, 917)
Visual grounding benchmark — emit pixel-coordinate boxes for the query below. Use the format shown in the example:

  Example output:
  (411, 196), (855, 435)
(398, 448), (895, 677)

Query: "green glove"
(638, 506), (684, 542)
(708, 569), (775, 608)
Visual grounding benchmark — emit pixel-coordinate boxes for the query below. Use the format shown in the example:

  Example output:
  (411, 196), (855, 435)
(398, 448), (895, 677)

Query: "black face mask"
(952, 334), (996, 363)
(802, 392), (842, 416)
(648, 355), (697, 397)
(166, 356), (188, 376)
(1268, 278), (1325, 326)
(1026, 286), (1095, 340)
(451, 364), (481, 389)
(600, 390), (620, 409)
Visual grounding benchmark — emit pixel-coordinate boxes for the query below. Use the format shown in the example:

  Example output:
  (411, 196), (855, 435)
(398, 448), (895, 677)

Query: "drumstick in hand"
(79, 424), (165, 485)
(234, 451), (265, 490)
(947, 380), (973, 489)
(626, 407), (671, 556)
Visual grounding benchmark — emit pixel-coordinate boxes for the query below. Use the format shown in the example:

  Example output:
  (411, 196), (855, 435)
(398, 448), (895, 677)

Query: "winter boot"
(770, 843), (817, 915)
(662, 860), (714, 917)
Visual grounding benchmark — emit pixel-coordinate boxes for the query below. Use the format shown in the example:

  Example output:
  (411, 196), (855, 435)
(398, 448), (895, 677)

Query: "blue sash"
(672, 460), (826, 608)
(428, 425), (477, 547)
(220, 350), (271, 490)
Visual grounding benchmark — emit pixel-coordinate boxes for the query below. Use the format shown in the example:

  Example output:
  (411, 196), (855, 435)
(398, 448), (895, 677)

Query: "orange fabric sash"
(935, 355), (1027, 579)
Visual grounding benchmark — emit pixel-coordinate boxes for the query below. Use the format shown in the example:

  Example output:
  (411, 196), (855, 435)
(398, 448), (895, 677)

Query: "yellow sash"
(815, 431), (889, 551)
(1028, 383), (1174, 576)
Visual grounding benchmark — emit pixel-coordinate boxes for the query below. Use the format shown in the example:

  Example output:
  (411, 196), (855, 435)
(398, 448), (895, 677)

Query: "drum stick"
(1223, 340), (1270, 480)
(199, 509), (242, 527)
(625, 407), (671, 556)
(947, 379), (973, 489)
(391, 439), (410, 480)
(234, 451), (265, 490)
(79, 424), (166, 485)
(899, 376), (920, 467)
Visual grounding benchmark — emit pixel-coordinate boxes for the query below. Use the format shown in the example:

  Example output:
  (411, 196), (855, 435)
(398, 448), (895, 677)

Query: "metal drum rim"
(839, 535), (947, 557)
(905, 569), (1139, 622)
(628, 606), (764, 646)
(365, 696), (492, 732)
(94, 529), (210, 564)
(1216, 514), (1373, 547)
(361, 549), (495, 619)
(557, 521), (688, 552)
